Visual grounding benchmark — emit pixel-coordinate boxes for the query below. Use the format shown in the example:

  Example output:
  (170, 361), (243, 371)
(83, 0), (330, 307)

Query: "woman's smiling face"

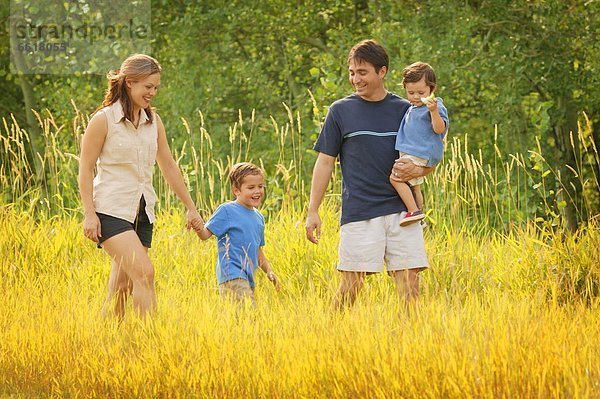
(127, 73), (160, 110)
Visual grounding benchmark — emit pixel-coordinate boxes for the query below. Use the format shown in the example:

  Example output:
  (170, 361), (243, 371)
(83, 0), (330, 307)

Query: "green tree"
(371, 0), (599, 229)
(462, 0), (599, 230)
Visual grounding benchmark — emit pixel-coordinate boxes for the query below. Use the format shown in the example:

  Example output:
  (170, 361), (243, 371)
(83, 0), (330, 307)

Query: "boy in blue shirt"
(193, 162), (281, 306)
(391, 62), (449, 226)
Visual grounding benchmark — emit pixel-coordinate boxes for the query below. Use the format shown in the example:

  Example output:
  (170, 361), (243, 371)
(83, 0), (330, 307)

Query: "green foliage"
(1, 0), (598, 226)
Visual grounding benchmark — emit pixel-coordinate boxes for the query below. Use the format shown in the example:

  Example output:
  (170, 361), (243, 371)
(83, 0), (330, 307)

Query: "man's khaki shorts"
(338, 212), (429, 273)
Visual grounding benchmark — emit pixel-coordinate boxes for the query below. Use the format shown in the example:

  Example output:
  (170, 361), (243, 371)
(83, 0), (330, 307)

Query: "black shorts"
(97, 196), (154, 248)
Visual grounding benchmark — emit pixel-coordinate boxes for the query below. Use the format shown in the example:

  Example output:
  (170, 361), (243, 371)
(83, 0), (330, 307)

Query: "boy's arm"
(193, 220), (213, 240)
(430, 110), (446, 134)
(425, 98), (447, 134)
(258, 247), (281, 291)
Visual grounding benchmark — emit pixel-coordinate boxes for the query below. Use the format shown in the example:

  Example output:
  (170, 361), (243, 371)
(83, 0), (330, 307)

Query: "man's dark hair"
(347, 39), (389, 73)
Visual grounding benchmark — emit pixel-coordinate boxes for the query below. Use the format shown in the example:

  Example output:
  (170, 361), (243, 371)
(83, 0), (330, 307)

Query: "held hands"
(305, 211), (322, 244)
(82, 213), (102, 243)
(186, 209), (205, 232)
(188, 210), (213, 240)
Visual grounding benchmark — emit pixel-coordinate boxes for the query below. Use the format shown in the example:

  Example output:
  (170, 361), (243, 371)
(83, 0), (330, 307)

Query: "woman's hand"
(83, 213), (102, 243)
(186, 209), (204, 231)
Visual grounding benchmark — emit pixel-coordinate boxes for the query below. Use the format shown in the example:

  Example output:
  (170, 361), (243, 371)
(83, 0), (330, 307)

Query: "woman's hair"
(98, 54), (161, 123)
(229, 162), (264, 189)
(402, 62), (436, 91)
(347, 39), (389, 74)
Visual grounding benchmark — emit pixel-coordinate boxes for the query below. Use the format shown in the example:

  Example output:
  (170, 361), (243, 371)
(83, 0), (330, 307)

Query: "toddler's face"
(233, 174), (265, 209)
(404, 77), (432, 106)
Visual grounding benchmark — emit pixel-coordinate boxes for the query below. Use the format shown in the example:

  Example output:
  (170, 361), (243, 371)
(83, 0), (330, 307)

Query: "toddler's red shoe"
(400, 210), (425, 226)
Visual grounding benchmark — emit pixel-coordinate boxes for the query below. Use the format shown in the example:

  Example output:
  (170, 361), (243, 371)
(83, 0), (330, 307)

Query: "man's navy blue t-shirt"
(314, 92), (411, 225)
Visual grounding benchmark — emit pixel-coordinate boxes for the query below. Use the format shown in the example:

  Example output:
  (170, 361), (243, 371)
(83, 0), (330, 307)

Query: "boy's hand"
(190, 218), (205, 232)
(424, 96), (438, 112)
(267, 270), (281, 292)
(186, 209), (204, 231)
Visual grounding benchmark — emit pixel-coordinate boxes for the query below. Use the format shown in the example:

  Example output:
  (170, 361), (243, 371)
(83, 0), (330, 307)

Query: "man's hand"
(391, 158), (427, 182)
(305, 211), (322, 244)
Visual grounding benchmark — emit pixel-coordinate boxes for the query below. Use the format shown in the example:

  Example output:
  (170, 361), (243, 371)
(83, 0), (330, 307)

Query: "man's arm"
(305, 153), (336, 244)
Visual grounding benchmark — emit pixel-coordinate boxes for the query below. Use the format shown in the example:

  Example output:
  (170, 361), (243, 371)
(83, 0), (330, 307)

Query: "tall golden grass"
(1, 206), (598, 397)
(0, 108), (599, 397)
(1, 106), (598, 230)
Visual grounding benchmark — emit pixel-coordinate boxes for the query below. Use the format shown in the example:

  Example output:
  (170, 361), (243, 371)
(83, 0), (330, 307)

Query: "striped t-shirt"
(314, 92), (410, 225)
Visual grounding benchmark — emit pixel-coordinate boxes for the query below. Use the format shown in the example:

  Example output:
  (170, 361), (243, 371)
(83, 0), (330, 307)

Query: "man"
(305, 39), (432, 310)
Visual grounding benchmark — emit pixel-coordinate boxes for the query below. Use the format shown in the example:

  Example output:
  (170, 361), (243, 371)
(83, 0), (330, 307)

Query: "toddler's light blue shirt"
(395, 98), (449, 167)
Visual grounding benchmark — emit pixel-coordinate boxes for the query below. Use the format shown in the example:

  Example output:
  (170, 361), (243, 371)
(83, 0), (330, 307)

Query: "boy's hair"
(347, 39), (389, 74)
(229, 162), (264, 189)
(402, 62), (437, 91)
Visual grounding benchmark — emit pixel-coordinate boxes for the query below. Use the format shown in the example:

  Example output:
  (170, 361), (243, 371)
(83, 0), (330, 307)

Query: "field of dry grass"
(1, 207), (598, 398)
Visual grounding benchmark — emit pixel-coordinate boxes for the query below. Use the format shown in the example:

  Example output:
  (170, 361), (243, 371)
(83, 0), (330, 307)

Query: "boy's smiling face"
(233, 174), (265, 209)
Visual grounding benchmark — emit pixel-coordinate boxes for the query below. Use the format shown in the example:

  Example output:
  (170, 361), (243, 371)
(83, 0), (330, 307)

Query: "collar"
(108, 100), (150, 125)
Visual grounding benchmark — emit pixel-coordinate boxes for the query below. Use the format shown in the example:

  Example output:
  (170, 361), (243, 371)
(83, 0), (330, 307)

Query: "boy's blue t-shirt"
(314, 92), (411, 225)
(205, 201), (265, 288)
(395, 98), (449, 167)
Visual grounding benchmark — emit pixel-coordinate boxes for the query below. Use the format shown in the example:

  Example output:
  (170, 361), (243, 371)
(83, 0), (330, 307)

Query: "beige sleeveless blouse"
(93, 101), (158, 223)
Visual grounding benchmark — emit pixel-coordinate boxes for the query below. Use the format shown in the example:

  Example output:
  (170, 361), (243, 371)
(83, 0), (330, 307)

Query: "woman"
(78, 54), (203, 318)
